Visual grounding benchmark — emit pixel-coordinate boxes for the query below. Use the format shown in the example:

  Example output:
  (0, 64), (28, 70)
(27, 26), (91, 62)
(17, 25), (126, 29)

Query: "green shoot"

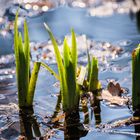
(132, 44), (140, 111)
(14, 13), (28, 107)
(14, 13), (40, 108)
(20, 108), (41, 139)
(88, 57), (101, 92)
(44, 23), (79, 111)
(71, 29), (77, 76)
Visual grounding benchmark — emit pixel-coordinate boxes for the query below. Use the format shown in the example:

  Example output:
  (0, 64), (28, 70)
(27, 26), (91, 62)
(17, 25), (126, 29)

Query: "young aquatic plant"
(14, 13), (41, 108)
(44, 24), (88, 138)
(132, 44), (140, 112)
(86, 48), (101, 127)
(44, 23), (79, 112)
(87, 49), (101, 93)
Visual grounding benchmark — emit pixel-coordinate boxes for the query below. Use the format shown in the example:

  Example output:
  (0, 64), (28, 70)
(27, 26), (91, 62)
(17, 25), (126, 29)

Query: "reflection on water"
(19, 108), (42, 139)
(93, 95), (101, 127)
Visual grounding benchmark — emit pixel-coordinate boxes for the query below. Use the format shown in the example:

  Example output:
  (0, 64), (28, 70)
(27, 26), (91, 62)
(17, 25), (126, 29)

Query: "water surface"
(0, 5), (140, 140)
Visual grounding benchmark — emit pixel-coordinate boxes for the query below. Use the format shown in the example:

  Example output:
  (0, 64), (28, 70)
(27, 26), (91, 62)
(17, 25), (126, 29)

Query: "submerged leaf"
(102, 90), (129, 106)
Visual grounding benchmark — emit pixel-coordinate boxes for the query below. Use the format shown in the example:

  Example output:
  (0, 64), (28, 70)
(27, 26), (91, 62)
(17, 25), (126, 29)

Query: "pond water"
(0, 2), (140, 140)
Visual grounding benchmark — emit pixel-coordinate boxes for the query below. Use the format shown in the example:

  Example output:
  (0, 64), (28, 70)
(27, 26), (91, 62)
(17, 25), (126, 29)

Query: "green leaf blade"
(132, 45), (140, 110)
(41, 62), (60, 81)
(44, 23), (68, 110)
(23, 20), (30, 93)
(71, 29), (77, 77)
(63, 38), (70, 68)
(27, 62), (41, 106)
(88, 57), (99, 92)
(14, 12), (28, 107)
(18, 33), (29, 106)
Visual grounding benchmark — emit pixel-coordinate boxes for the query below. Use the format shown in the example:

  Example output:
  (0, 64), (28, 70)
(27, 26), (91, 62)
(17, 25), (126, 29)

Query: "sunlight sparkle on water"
(0, 30), (8, 37)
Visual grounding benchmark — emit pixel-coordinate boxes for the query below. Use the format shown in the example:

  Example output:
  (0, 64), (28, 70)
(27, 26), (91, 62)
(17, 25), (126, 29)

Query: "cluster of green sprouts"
(14, 15), (100, 111)
(14, 14), (41, 108)
(13, 12), (140, 130)
(44, 24), (101, 111)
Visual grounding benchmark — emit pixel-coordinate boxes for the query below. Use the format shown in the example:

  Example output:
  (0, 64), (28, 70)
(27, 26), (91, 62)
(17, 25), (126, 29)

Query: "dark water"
(0, 6), (140, 140)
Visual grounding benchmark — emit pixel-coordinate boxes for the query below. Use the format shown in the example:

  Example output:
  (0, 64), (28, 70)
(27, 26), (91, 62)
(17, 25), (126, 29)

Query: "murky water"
(0, 1), (140, 140)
